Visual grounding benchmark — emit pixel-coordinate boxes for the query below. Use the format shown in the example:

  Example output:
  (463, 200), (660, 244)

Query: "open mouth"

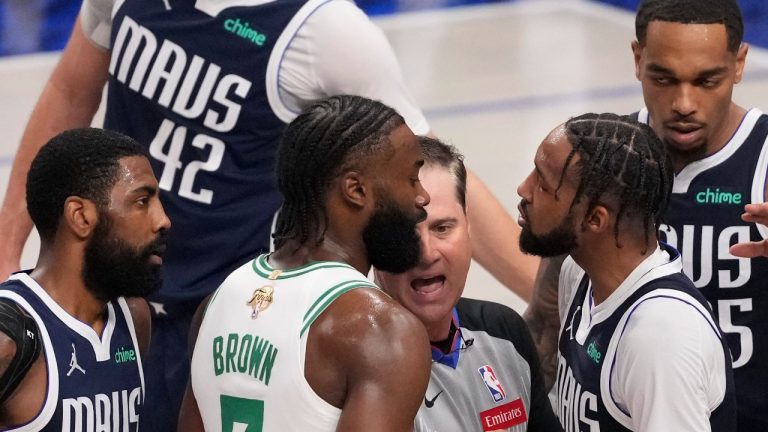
(411, 275), (446, 295)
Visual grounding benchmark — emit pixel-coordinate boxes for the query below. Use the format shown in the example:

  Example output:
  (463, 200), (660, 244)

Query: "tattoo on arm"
(524, 255), (566, 390)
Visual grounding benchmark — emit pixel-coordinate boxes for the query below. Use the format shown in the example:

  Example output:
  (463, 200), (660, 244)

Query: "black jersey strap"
(0, 298), (42, 403)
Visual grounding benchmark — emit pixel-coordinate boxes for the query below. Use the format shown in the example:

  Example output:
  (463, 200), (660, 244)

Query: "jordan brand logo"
(67, 344), (86, 376)
(424, 390), (443, 408)
(565, 306), (581, 341)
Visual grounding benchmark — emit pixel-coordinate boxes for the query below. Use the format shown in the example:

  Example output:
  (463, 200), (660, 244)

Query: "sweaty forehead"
(112, 156), (156, 192)
(643, 21), (731, 59)
(537, 126), (571, 170)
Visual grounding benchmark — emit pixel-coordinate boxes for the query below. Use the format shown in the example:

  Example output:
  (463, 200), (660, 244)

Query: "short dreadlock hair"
(636, 0), (743, 53)
(26, 128), (148, 241)
(273, 95), (405, 250)
(418, 136), (467, 211)
(556, 113), (673, 249)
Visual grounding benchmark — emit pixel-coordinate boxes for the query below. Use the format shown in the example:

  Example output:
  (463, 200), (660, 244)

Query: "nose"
(416, 181), (431, 208)
(153, 201), (172, 233)
(672, 84), (696, 117)
(517, 169), (535, 201)
(418, 231), (440, 266)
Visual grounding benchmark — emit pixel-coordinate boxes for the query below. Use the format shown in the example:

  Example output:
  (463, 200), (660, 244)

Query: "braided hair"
(273, 95), (405, 250)
(26, 128), (148, 241)
(556, 113), (673, 249)
(636, 0), (743, 52)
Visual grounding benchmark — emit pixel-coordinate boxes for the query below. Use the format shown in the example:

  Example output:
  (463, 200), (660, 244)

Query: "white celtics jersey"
(191, 254), (378, 431)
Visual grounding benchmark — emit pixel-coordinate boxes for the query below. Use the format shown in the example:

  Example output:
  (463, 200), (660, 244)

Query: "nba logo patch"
(477, 365), (506, 402)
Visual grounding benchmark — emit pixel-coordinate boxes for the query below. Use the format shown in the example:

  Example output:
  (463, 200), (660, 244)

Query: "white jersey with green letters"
(191, 253), (378, 431)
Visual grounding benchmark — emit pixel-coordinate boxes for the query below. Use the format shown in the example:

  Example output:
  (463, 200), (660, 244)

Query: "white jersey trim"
(10, 273), (116, 362)
(600, 288), (723, 429)
(637, 108), (764, 193)
(673, 109), (762, 193)
(117, 297), (146, 402)
(193, 0), (277, 17)
(561, 246), (681, 345)
(750, 114), (768, 240)
(265, 0), (334, 123)
(0, 291), (59, 432)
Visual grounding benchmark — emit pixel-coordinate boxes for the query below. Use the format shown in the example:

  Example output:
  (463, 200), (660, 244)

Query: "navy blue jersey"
(0, 273), (145, 431)
(638, 108), (768, 431)
(104, 0), (316, 305)
(557, 245), (735, 432)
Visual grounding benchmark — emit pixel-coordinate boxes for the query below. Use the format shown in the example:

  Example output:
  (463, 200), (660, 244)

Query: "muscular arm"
(177, 296), (210, 432)
(466, 170), (540, 300)
(0, 17), (109, 279)
(306, 288), (431, 432)
(523, 255), (565, 391)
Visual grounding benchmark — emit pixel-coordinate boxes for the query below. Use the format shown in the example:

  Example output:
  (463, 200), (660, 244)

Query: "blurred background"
(1, 0), (767, 312)
(2, 0), (768, 57)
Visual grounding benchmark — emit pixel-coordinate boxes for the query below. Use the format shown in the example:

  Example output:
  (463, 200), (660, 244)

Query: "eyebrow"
(431, 217), (458, 226)
(129, 185), (159, 196)
(647, 62), (729, 78)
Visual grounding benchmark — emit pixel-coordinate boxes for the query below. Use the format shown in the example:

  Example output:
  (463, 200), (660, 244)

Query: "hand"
(730, 203), (768, 258)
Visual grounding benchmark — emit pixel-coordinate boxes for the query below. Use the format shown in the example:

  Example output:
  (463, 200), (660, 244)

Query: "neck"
(270, 233), (371, 275)
(427, 314), (454, 342)
(30, 244), (107, 331)
(571, 236), (657, 304)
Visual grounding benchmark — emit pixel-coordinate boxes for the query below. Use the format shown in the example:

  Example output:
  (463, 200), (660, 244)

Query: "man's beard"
(82, 215), (166, 302)
(519, 211), (578, 258)
(363, 198), (426, 274)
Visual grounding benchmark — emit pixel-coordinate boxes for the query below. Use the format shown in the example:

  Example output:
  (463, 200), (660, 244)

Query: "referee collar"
(430, 308), (462, 369)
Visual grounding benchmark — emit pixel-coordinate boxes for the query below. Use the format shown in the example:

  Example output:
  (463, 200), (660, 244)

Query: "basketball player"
(526, 1), (768, 430)
(374, 137), (560, 432)
(518, 113), (735, 431)
(0, 128), (170, 430)
(634, 2), (768, 428)
(178, 95), (431, 431)
(0, 1), (536, 426)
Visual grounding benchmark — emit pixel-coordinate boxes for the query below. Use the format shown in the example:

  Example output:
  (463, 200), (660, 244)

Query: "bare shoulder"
(314, 287), (427, 347)
(123, 297), (151, 357)
(307, 287), (430, 431)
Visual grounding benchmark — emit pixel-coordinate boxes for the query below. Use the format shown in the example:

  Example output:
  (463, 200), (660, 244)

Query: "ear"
(734, 42), (749, 84)
(339, 170), (369, 209)
(62, 197), (100, 240)
(582, 204), (611, 234)
(631, 40), (642, 81)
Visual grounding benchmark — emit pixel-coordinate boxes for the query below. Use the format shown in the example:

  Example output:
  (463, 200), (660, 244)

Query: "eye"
(653, 76), (672, 86)
(136, 196), (149, 207)
(698, 78), (720, 89)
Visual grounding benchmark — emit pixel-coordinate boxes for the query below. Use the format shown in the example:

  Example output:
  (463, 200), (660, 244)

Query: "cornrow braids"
(26, 128), (148, 241)
(273, 95), (405, 250)
(636, 0), (743, 52)
(557, 113), (673, 250)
